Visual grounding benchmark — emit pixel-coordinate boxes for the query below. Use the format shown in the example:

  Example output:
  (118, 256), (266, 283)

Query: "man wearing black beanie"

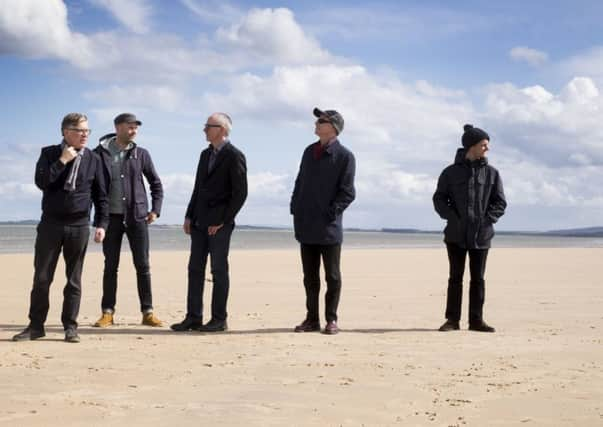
(432, 124), (507, 332)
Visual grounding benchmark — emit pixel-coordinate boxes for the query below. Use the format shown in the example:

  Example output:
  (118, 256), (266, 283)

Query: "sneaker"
(142, 312), (163, 327)
(469, 321), (495, 333)
(324, 320), (339, 335)
(294, 319), (320, 332)
(12, 326), (45, 342)
(438, 319), (460, 332)
(93, 312), (114, 328)
(64, 329), (80, 343)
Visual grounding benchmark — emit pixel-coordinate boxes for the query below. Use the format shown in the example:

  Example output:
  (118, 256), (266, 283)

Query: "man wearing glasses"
(92, 113), (164, 328)
(171, 112), (247, 332)
(291, 108), (356, 335)
(13, 113), (108, 343)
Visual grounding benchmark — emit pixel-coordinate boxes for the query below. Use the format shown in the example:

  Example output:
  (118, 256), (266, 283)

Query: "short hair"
(61, 113), (88, 136)
(213, 112), (232, 135)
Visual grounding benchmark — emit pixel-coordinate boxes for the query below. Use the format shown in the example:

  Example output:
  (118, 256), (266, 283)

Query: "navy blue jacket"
(433, 148), (507, 249)
(186, 142), (248, 227)
(35, 143), (109, 228)
(94, 134), (163, 225)
(290, 139), (356, 245)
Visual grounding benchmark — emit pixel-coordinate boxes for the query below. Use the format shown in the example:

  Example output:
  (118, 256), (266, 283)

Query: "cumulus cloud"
(0, 0), (90, 60)
(509, 46), (549, 66)
(216, 8), (331, 65)
(91, 0), (152, 34)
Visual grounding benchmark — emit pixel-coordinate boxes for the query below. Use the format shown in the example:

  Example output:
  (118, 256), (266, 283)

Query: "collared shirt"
(313, 137), (337, 160)
(107, 138), (133, 214)
(209, 139), (229, 171)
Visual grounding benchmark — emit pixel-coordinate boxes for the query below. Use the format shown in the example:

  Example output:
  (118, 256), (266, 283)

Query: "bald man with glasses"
(171, 112), (247, 333)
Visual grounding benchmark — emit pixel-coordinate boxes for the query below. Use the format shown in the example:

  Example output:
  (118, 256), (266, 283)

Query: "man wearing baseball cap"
(92, 113), (164, 328)
(290, 107), (356, 335)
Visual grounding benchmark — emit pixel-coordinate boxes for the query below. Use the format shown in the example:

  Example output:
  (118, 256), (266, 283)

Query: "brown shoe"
(469, 320), (495, 333)
(294, 319), (320, 332)
(93, 312), (114, 328)
(142, 312), (163, 327)
(324, 321), (339, 335)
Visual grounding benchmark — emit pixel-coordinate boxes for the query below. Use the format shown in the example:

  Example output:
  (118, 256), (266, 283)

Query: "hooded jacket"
(433, 148), (506, 249)
(94, 134), (163, 225)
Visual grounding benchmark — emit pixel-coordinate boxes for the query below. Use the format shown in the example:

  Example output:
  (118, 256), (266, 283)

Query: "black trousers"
(300, 243), (342, 323)
(186, 223), (234, 322)
(101, 215), (153, 313)
(28, 222), (89, 330)
(445, 242), (489, 324)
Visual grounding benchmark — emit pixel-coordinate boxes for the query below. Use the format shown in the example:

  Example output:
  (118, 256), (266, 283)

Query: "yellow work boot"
(93, 312), (114, 328)
(142, 312), (163, 327)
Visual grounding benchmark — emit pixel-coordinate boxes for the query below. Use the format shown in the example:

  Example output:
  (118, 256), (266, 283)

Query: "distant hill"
(543, 227), (603, 237)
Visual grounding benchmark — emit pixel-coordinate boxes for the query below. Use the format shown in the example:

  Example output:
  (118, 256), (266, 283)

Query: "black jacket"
(35, 143), (108, 228)
(290, 139), (356, 245)
(94, 134), (163, 225)
(186, 142), (248, 227)
(433, 148), (506, 249)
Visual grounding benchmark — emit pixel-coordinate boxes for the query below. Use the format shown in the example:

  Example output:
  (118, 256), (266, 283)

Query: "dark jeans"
(445, 243), (489, 324)
(102, 215), (153, 313)
(28, 222), (89, 330)
(300, 243), (342, 323)
(186, 223), (234, 322)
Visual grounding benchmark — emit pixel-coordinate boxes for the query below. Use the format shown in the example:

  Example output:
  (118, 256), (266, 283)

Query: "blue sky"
(1, 0), (602, 231)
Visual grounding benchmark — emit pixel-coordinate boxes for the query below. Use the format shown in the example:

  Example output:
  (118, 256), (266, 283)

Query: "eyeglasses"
(316, 118), (331, 124)
(67, 128), (92, 135)
(204, 124), (222, 129)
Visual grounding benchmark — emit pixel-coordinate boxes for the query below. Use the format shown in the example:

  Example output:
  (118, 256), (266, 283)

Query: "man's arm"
(328, 152), (356, 220)
(432, 169), (457, 220)
(142, 150), (163, 218)
(222, 149), (248, 226)
(486, 172), (507, 223)
(35, 147), (70, 190)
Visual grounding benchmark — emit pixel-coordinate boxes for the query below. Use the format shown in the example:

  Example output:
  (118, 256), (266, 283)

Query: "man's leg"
(321, 244), (342, 323)
(28, 222), (63, 329)
(468, 248), (489, 325)
(208, 223), (234, 322)
(60, 224), (90, 331)
(444, 243), (467, 322)
(126, 220), (153, 313)
(186, 225), (209, 322)
(101, 215), (124, 313)
(300, 244), (321, 323)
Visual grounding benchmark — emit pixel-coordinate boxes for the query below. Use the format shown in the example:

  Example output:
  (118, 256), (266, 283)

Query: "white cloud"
(216, 8), (331, 65)
(180, 0), (241, 25)
(91, 0), (152, 34)
(0, 0), (89, 59)
(509, 46), (549, 67)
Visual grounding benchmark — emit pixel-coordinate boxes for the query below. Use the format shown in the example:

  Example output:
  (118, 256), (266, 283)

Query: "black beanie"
(461, 124), (489, 148)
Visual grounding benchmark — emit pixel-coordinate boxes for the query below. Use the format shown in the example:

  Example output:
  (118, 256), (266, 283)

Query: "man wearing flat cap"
(290, 108), (356, 335)
(433, 124), (507, 333)
(92, 113), (164, 328)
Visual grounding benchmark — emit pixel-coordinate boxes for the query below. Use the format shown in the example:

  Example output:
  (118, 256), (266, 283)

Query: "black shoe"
(65, 328), (80, 343)
(170, 318), (203, 332)
(438, 319), (460, 332)
(469, 321), (495, 333)
(198, 319), (228, 332)
(12, 326), (45, 342)
(294, 319), (321, 332)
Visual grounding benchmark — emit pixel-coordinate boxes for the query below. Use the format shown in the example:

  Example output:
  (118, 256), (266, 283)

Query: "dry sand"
(0, 247), (602, 426)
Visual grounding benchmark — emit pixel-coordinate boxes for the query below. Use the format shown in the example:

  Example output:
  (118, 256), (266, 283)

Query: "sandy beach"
(0, 247), (601, 426)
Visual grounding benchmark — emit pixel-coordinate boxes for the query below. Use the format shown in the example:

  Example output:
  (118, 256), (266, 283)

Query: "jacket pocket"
(477, 220), (494, 246)
(135, 202), (148, 220)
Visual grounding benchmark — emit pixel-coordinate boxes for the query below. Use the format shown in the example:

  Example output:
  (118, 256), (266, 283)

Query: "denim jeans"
(300, 243), (342, 323)
(29, 222), (89, 330)
(445, 243), (489, 323)
(102, 215), (153, 313)
(186, 223), (234, 322)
